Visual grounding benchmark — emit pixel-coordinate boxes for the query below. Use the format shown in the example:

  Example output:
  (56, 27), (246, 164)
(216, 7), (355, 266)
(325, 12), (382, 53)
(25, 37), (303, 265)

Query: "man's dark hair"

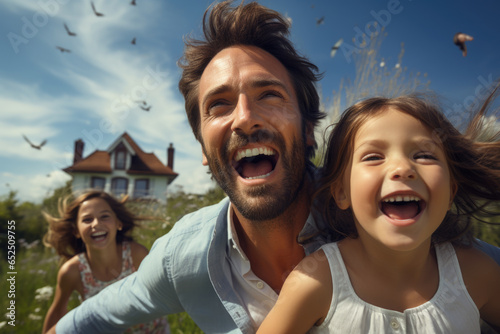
(178, 1), (325, 158)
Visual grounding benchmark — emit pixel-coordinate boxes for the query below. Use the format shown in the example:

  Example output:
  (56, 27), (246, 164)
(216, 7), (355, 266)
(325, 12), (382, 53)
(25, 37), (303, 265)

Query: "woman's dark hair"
(43, 190), (137, 261)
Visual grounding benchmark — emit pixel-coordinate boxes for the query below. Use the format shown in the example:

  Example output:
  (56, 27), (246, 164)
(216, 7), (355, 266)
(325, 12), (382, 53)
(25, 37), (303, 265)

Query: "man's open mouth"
(233, 147), (278, 179)
(380, 195), (425, 220)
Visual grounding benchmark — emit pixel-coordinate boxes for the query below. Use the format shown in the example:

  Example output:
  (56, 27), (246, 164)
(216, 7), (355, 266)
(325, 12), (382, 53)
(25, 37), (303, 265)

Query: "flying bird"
(330, 38), (343, 58)
(140, 105), (152, 112)
(316, 17), (325, 26)
(131, 37), (136, 45)
(64, 22), (76, 36)
(23, 135), (47, 150)
(56, 46), (71, 53)
(131, 0), (136, 5)
(91, 1), (104, 17)
(453, 32), (473, 57)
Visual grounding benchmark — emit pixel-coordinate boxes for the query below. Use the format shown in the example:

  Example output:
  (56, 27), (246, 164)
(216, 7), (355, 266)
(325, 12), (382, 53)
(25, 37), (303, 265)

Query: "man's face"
(198, 45), (313, 221)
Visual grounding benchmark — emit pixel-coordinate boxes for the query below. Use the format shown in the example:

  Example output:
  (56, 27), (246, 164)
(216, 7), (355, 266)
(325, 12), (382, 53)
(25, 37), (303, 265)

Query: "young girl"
(42, 190), (169, 334)
(258, 90), (500, 333)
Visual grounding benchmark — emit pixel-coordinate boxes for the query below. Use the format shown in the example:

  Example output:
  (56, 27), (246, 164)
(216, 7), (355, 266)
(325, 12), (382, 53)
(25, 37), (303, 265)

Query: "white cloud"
(0, 0), (215, 203)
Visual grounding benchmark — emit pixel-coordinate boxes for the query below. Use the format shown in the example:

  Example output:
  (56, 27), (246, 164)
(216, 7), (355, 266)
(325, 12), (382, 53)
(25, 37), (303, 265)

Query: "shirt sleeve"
(475, 238), (500, 266)
(56, 234), (182, 334)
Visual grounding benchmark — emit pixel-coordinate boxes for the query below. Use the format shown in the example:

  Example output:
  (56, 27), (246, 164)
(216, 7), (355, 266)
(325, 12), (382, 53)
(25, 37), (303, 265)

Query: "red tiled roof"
(63, 151), (111, 173)
(63, 132), (178, 177)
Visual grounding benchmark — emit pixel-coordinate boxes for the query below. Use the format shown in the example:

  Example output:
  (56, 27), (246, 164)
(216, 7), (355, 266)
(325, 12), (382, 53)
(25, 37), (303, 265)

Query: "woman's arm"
(42, 260), (80, 333)
(130, 241), (149, 269)
(257, 250), (332, 334)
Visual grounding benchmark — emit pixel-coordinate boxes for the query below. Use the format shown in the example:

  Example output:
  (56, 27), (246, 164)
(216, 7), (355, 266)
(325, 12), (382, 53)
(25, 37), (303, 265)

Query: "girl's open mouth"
(380, 195), (426, 220)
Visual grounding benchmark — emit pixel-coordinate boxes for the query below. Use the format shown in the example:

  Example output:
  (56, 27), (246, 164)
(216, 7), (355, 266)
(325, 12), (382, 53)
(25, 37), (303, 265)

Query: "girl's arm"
(257, 250), (332, 334)
(457, 246), (500, 331)
(476, 254), (500, 331)
(42, 259), (80, 333)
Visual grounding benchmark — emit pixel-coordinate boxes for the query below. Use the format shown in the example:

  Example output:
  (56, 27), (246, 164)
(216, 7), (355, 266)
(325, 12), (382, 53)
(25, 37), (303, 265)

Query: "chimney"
(74, 139), (84, 164)
(167, 143), (174, 170)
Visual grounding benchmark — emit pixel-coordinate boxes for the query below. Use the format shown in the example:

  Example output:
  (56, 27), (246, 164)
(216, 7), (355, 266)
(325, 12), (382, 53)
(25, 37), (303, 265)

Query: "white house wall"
(70, 172), (168, 202)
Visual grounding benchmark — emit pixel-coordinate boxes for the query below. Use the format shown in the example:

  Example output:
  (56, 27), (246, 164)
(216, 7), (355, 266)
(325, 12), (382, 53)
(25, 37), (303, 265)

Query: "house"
(63, 132), (178, 202)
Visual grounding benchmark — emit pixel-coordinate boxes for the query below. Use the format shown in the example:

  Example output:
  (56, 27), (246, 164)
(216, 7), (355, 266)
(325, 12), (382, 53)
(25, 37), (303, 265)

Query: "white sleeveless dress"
(308, 242), (480, 334)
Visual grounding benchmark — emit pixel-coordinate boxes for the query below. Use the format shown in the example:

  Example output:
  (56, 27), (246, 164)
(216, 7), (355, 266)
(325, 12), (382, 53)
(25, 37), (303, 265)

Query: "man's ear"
(305, 122), (316, 148)
(201, 145), (208, 166)
(330, 182), (350, 210)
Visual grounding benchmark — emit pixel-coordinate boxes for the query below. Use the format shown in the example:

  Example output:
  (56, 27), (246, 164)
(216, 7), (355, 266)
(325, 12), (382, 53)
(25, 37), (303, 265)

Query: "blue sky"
(1, 0), (499, 203)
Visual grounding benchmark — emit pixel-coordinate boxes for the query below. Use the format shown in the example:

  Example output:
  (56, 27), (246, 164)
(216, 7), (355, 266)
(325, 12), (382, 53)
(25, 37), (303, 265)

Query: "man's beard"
(204, 128), (308, 222)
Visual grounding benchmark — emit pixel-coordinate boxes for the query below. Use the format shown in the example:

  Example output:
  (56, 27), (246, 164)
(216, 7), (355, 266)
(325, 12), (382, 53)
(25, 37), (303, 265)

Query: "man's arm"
(52, 235), (183, 333)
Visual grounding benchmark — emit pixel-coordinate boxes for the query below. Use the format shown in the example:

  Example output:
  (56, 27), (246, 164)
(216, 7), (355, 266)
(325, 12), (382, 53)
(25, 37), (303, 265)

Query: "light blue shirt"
(56, 197), (500, 334)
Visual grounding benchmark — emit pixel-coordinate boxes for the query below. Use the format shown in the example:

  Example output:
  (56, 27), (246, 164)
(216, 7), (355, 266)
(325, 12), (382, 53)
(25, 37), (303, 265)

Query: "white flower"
(29, 314), (42, 321)
(34, 307), (41, 313)
(0, 321), (6, 329)
(35, 286), (54, 301)
(379, 61), (386, 67)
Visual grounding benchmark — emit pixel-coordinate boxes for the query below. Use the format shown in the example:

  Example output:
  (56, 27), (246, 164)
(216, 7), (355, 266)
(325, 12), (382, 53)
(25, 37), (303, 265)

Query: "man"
(49, 1), (500, 333)
(50, 2), (325, 333)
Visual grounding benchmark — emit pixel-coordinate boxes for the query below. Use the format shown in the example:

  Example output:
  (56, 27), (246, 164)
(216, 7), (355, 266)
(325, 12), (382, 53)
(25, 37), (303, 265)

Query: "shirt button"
(256, 281), (264, 289)
(390, 318), (400, 330)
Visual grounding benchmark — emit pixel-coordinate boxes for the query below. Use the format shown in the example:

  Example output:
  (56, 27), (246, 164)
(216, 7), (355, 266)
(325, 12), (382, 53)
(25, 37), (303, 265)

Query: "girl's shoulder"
(454, 244), (500, 309)
(128, 241), (149, 268)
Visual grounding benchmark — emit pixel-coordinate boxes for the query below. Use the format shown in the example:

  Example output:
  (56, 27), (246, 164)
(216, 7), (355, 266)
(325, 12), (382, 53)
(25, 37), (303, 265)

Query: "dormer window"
(115, 145), (126, 170)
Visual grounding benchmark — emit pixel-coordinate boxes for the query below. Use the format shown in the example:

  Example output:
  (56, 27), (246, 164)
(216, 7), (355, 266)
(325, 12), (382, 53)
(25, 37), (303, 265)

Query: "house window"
(111, 178), (128, 197)
(133, 179), (149, 198)
(115, 150), (126, 170)
(91, 177), (106, 190)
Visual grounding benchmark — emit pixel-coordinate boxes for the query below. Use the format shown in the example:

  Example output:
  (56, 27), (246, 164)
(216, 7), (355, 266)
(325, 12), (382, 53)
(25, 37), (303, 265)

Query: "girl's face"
(76, 198), (122, 250)
(334, 108), (455, 252)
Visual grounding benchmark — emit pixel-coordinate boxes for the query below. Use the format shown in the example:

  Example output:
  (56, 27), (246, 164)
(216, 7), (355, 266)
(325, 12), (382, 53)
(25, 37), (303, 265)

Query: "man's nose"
(230, 94), (263, 135)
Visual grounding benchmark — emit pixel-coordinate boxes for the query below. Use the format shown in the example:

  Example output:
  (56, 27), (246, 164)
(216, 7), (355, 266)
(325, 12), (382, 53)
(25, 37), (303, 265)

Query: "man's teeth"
(235, 147), (274, 162)
(383, 195), (420, 202)
(245, 171), (273, 180)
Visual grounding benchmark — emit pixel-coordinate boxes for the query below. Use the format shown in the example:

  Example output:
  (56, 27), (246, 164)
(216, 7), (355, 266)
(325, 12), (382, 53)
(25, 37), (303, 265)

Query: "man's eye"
(207, 100), (230, 114)
(261, 90), (283, 99)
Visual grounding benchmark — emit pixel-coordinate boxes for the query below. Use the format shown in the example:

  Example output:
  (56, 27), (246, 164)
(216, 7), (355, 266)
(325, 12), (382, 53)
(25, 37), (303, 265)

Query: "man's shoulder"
(171, 197), (230, 233)
(151, 197), (230, 251)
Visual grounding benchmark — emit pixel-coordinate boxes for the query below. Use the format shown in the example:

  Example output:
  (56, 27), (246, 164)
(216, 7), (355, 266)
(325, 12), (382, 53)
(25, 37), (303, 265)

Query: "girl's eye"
(361, 154), (383, 162)
(415, 152), (437, 160)
(82, 218), (93, 223)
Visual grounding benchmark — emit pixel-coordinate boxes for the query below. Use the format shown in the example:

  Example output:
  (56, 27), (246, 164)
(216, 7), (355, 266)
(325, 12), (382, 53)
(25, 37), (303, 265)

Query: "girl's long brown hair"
(316, 81), (500, 245)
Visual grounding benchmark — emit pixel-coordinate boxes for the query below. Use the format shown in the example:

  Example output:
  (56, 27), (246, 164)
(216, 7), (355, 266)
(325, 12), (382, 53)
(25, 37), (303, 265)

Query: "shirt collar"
(227, 203), (248, 261)
(227, 202), (323, 258)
